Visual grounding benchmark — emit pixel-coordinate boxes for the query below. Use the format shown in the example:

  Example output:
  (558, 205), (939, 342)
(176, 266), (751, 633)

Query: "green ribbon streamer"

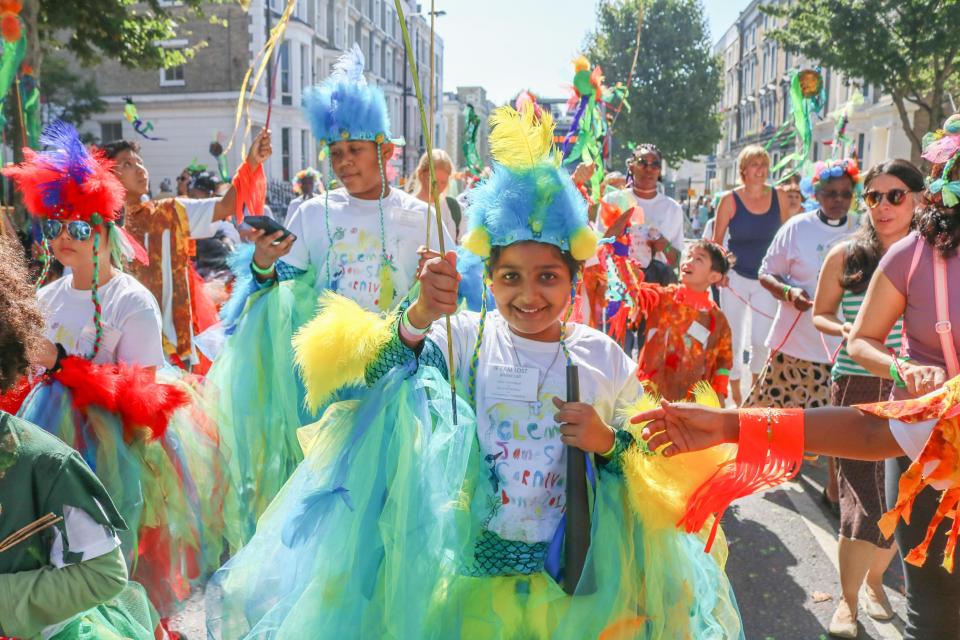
(0, 35), (26, 130)
(22, 83), (40, 149)
(770, 70), (825, 183)
(462, 104), (482, 176)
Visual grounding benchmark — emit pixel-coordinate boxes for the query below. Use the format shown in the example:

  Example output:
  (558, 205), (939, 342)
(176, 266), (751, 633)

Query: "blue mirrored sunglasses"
(41, 219), (93, 242)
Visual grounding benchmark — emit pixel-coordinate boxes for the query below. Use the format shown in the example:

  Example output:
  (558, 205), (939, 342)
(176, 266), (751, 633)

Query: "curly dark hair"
(99, 139), (141, 161)
(840, 159), (924, 293)
(0, 234), (44, 393)
(916, 159), (960, 257)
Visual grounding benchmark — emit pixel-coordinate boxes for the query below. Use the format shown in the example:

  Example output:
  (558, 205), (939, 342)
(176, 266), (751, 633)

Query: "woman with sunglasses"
(846, 117), (960, 640)
(712, 145), (791, 406)
(811, 159), (922, 637)
(4, 123), (233, 625)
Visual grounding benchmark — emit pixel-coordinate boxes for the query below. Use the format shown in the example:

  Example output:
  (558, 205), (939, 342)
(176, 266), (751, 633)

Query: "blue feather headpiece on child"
(302, 44), (403, 148)
(461, 106), (598, 262)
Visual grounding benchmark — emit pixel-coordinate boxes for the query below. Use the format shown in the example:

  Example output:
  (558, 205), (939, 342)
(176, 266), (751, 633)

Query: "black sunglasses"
(42, 219), (93, 242)
(632, 158), (661, 169)
(863, 189), (910, 208)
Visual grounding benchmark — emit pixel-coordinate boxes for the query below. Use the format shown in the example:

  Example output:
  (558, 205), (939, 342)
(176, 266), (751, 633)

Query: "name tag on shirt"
(396, 208), (424, 226)
(686, 321), (710, 347)
(80, 324), (122, 358)
(487, 364), (538, 402)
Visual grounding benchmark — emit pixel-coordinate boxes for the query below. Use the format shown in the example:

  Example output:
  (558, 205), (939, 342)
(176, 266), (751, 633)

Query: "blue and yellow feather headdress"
(461, 106), (598, 262)
(302, 44), (403, 149)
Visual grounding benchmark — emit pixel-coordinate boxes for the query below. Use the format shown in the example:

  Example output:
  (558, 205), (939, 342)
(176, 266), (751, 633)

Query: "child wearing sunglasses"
(0, 234), (159, 640)
(4, 123), (234, 624)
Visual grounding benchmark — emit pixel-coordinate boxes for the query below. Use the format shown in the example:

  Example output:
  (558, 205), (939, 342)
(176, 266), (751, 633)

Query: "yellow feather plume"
(572, 55), (590, 72)
(292, 291), (397, 413)
(618, 382), (737, 532)
(488, 106), (555, 169)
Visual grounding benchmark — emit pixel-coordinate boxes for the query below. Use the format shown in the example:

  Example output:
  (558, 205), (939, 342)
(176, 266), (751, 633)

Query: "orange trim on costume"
(680, 408), (804, 551)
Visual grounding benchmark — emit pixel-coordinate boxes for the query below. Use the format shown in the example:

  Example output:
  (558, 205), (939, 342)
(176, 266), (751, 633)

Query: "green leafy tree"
(764, 0), (960, 162)
(585, 0), (722, 167)
(28, 0), (227, 77)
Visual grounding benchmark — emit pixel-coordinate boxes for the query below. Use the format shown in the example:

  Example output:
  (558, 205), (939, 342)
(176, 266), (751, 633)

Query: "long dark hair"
(840, 159), (924, 293)
(917, 159), (960, 257)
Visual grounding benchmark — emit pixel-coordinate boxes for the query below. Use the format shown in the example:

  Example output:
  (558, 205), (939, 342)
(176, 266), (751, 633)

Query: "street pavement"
(725, 457), (907, 639)
(172, 456), (909, 640)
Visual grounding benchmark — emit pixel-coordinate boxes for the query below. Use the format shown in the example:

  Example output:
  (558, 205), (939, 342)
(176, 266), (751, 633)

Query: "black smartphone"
(244, 216), (295, 244)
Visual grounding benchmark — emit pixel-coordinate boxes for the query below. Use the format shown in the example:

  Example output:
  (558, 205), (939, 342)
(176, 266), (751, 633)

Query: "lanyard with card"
(487, 364), (539, 402)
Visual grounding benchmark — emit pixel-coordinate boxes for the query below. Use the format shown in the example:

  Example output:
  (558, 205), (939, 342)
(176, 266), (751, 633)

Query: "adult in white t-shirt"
(599, 144), (684, 269)
(748, 168), (858, 409)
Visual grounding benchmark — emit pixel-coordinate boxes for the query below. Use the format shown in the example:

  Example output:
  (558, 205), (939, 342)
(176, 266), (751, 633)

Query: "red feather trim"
(2, 146), (124, 223)
(51, 357), (189, 441)
(0, 375), (36, 415)
(54, 357), (120, 413)
(113, 364), (190, 441)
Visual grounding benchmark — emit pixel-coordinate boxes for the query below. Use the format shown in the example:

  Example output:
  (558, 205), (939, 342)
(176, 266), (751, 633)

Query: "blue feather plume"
(302, 45), (395, 144)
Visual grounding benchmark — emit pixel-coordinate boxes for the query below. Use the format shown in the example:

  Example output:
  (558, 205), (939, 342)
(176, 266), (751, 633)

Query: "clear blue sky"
(435, 0), (751, 105)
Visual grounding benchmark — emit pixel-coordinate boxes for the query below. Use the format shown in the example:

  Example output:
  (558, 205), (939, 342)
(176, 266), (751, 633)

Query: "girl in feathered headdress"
(207, 106), (743, 639)
(4, 122), (235, 624)
(0, 232), (159, 640)
(203, 43), (455, 543)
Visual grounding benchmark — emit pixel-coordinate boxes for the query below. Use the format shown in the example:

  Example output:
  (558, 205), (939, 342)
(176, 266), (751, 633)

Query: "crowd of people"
(1, 45), (960, 640)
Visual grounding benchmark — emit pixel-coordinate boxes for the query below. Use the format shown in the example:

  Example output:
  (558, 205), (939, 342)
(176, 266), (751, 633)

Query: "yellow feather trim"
(569, 226), (599, 261)
(572, 55), (590, 72)
(488, 106), (555, 169)
(461, 227), (491, 258)
(292, 292), (397, 413)
(618, 383), (736, 532)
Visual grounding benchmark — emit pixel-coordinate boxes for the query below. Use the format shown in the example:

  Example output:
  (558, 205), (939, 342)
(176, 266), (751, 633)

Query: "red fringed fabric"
(680, 408), (804, 551)
(232, 162), (266, 222)
(51, 357), (189, 441)
(188, 262), (219, 335)
(0, 376), (36, 415)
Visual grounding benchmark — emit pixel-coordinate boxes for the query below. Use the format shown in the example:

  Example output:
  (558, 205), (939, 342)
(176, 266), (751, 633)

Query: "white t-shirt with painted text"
(284, 187), (455, 311)
(428, 311), (641, 543)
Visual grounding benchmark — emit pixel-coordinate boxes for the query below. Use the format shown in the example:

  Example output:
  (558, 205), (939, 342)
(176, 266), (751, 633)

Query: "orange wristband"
(680, 407), (804, 551)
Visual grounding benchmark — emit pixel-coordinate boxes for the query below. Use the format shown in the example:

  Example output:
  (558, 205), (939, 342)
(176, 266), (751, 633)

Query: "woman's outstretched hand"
(630, 400), (738, 457)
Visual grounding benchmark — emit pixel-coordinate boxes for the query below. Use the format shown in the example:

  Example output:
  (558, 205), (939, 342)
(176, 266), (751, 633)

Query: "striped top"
(832, 289), (903, 379)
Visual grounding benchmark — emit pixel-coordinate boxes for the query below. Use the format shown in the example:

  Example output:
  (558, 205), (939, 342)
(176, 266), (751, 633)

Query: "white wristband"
(401, 308), (430, 338)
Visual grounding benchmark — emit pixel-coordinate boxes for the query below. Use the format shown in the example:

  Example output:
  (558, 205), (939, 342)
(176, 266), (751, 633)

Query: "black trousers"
(886, 455), (960, 639)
